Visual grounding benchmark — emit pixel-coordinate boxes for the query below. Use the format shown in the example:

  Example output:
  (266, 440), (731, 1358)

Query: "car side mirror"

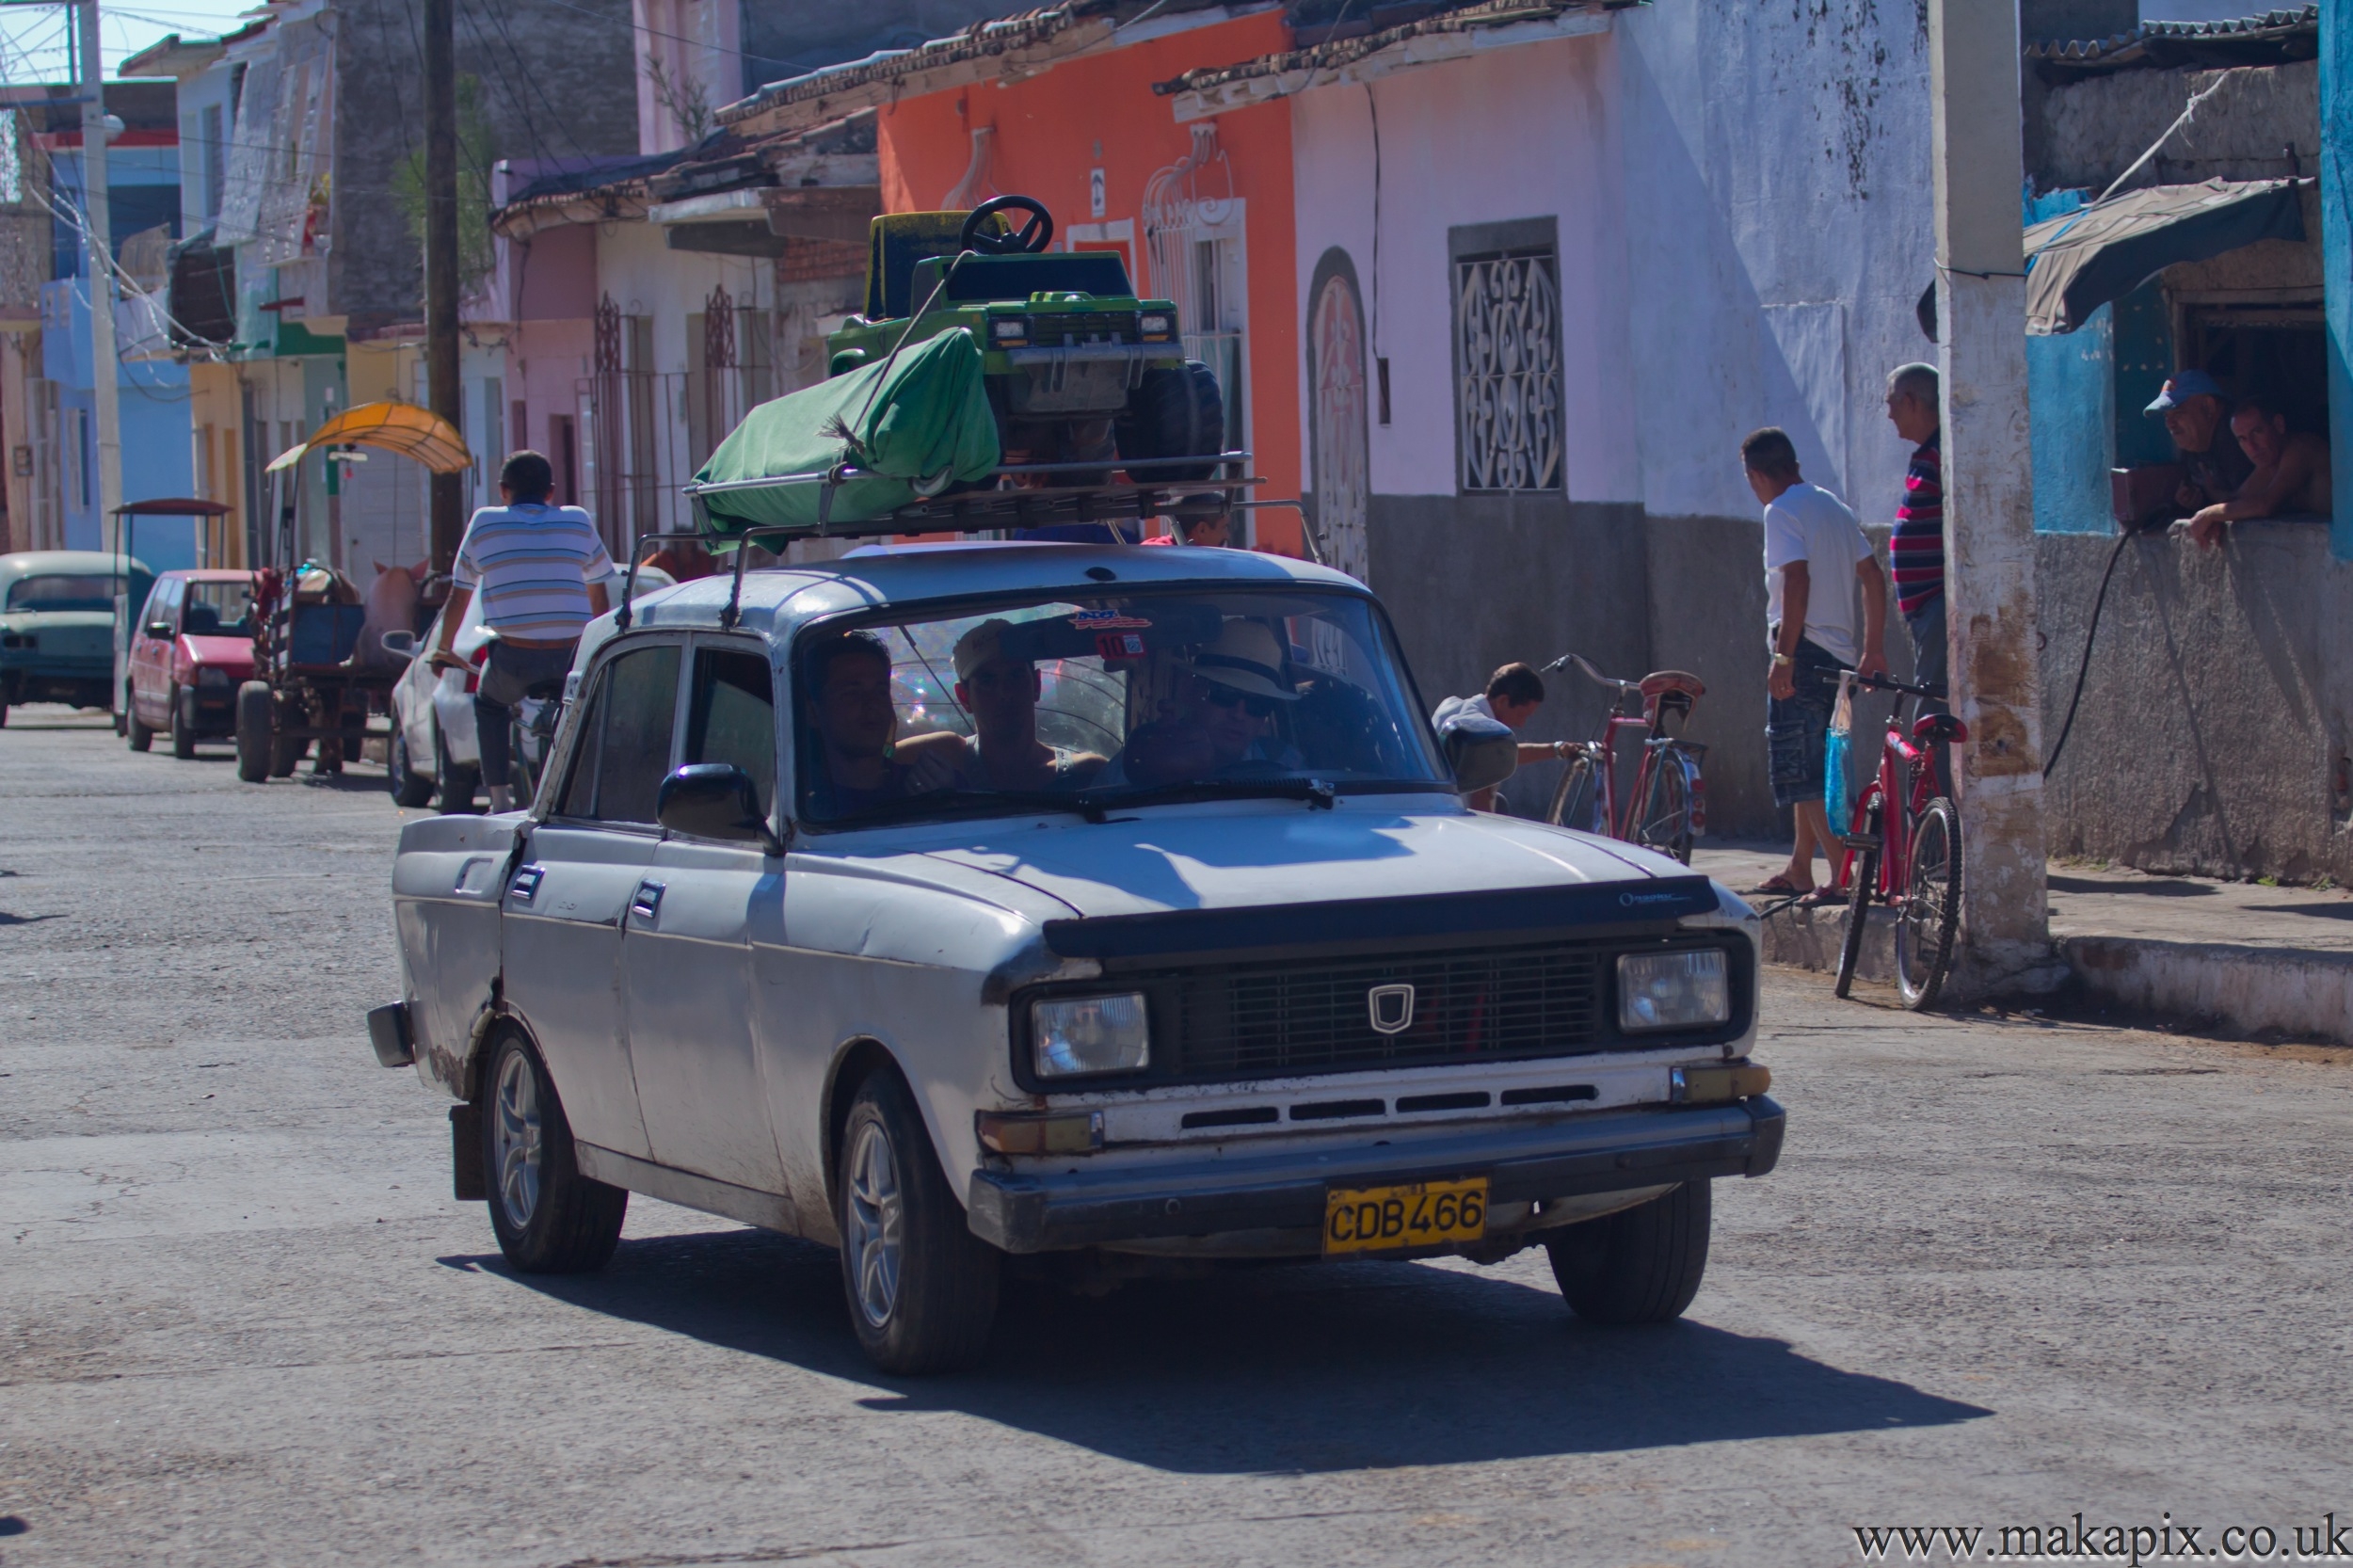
(145, 618), (172, 637)
(1439, 712), (1517, 794)
(657, 763), (782, 853)
(380, 630), (418, 659)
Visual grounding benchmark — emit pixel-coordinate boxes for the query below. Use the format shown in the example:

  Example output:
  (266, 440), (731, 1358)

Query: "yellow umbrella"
(265, 400), (472, 475)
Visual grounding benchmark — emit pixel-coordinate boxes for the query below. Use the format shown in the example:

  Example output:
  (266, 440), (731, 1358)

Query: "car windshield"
(6, 573), (123, 612)
(181, 580), (255, 637)
(794, 586), (1447, 825)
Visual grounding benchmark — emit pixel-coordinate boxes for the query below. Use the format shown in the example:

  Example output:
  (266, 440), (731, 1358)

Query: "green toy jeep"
(824, 195), (1227, 483)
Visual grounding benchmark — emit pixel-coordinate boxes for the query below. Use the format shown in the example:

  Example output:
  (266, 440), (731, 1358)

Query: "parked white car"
(383, 566), (673, 810)
(373, 544), (1781, 1373)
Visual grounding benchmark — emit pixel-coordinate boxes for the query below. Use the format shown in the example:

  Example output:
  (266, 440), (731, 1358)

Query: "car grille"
(1026, 311), (1138, 345)
(1159, 943), (1609, 1080)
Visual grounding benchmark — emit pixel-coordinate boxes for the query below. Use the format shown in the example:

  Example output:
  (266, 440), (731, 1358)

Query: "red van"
(126, 570), (260, 758)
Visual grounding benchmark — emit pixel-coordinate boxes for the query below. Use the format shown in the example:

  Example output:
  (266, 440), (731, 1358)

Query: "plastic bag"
(1825, 670), (1855, 836)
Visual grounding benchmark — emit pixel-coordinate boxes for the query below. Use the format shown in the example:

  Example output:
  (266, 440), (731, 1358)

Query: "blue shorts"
(1767, 639), (1842, 808)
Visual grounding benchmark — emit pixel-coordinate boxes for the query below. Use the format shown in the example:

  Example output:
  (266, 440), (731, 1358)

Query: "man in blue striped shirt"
(431, 451), (613, 812)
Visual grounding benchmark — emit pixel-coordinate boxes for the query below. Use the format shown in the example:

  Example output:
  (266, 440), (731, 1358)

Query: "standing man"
(431, 451), (612, 814)
(1884, 363), (1947, 704)
(1743, 427), (1888, 899)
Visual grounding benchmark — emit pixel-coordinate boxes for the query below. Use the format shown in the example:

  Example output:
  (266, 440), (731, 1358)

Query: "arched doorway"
(1307, 250), (1369, 582)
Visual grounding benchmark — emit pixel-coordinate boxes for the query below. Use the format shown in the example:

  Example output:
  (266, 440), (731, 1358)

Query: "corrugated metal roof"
(715, 4), (1114, 130)
(2026, 5), (2316, 76)
(1154, 0), (1631, 98)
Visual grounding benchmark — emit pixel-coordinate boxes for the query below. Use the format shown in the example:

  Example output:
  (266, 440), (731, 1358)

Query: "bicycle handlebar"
(1840, 668), (1948, 702)
(1542, 651), (1640, 694)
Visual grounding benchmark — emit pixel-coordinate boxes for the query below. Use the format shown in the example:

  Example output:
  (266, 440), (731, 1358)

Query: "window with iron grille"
(1450, 216), (1562, 494)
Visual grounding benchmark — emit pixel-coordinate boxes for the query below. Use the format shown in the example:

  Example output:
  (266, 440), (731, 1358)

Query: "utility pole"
(424, 0), (463, 571)
(1929, 0), (2057, 994)
(78, 1), (120, 549)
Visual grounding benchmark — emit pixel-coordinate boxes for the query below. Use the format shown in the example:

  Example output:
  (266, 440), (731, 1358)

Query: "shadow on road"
(447, 1225), (1989, 1471)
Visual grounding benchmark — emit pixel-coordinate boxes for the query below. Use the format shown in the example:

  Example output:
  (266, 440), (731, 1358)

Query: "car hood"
(914, 799), (1681, 922)
(180, 633), (254, 669)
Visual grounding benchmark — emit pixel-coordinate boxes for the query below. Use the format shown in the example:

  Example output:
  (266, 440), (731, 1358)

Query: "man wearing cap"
(2149, 371), (2254, 519)
(2182, 394), (2334, 550)
(1111, 619), (1299, 786)
(947, 619), (1105, 791)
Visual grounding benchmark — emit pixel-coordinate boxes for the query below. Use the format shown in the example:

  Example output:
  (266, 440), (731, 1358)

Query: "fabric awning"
(266, 401), (472, 475)
(2025, 178), (2308, 334)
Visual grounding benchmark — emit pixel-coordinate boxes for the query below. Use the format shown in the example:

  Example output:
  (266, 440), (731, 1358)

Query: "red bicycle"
(1833, 670), (1966, 1009)
(1540, 653), (1707, 863)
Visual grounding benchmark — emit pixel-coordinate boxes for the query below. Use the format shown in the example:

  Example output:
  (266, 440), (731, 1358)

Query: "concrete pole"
(78, 1), (120, 550)
(424, 0), (464, 572)
(1929, 0), (2057, 993)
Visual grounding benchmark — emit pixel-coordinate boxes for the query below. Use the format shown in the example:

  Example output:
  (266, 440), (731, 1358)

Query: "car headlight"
(1032, 992), (1150, 1079)
(1139, 312), (1172, 336)
(1618, 950), (1730, 1032)
(990, 318), (1028, 342)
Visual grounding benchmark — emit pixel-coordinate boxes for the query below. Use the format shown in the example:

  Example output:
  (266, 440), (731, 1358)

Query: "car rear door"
(500, 634), (684, 1160)
(621, 637), (789, 1196)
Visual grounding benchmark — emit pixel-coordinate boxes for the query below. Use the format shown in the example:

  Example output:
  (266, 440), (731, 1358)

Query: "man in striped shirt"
(1884, 363), (1945, 704)
(431, 451), (613, 812)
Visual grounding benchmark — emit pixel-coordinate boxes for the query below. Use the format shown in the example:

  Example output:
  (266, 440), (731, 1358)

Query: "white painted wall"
(1289, 0), (1937, 531)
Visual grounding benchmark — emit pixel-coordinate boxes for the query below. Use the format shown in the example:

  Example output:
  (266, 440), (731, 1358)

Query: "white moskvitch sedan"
(373, 543), (1782, 1374)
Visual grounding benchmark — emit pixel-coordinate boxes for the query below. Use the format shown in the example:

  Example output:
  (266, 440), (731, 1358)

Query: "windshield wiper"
(1079, 777), (1339, 816)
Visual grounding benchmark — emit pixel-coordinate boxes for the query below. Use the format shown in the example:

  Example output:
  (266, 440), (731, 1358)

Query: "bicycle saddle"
(1639, 670), (1706, 698)
(1911, 713), (1967, 744)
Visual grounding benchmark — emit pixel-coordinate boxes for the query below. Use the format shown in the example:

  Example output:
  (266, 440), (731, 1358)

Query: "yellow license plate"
(1322, 1176), (1489, 1256)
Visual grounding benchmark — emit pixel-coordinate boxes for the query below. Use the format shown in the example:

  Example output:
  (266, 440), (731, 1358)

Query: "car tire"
(1115, 360), (1226, 483)
(168, 684), (197, 760)
(1545, 1179), (1712, 1326)
(836, 1069), (1000, 1375)
(234, 680), (273, 782)
(482, 1031), (628, 1273)
(125, 685), (154, 752)
(388, 728), (434, 808)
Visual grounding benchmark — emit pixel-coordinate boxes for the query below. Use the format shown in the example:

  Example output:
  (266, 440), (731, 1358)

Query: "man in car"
(2184, 394), (2334, 549)
(431, 451), (610, 813)
(948, 619), (1105, 791)
(1116, 620), (1300, 785)
(804, 631), (926, 815)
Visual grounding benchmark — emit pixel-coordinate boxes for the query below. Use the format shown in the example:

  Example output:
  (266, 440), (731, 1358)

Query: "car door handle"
(630, 879), (664, 923)
(508, 865), (545, 904)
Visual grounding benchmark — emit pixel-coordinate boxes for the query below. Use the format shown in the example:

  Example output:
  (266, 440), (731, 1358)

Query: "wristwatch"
(1771, 653), (1795, 668)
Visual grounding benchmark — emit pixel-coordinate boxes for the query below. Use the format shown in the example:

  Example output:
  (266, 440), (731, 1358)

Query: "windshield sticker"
(1095, 631), (1146, 662)
(1068, 610), (1152, 631)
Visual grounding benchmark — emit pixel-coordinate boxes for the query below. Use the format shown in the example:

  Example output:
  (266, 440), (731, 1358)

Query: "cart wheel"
(234, 681), (273, 782)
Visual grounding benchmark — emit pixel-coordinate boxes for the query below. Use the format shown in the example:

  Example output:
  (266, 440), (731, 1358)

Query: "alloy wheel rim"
(493, 1049), (543, 1227)
(844, 1119), (904, 1329)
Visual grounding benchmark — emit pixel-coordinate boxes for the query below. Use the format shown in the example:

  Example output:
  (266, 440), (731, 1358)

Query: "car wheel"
(434, 722), (478, 813)
(234, 681), (273, 782)
(125, 685), (154, 752)
(482, 1032), (628, 1273)
(1545, 1179), (1711, 1325)
(836, 1069), (1000, 1375)
(387, 728), (434, 808)
(168, 684), (198, 759)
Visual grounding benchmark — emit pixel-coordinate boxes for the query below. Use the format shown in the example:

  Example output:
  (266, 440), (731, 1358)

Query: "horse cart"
(234, 403), (472, 783)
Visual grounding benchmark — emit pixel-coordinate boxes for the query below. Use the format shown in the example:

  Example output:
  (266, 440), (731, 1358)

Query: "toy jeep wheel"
(1118, 360), (1225, 483)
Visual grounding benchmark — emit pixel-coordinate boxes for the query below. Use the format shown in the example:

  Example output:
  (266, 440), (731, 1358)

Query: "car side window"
(141, 581), (173, 633)
(683, 646), (777, 818)
(555, 674), (607, 819)
(584, 643), (681, 824)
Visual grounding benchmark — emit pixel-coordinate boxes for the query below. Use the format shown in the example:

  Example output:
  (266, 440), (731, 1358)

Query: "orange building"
(859, 8), (1304, 555)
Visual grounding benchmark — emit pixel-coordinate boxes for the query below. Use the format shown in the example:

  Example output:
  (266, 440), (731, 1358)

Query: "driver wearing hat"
(1113, 619), (1301, 786)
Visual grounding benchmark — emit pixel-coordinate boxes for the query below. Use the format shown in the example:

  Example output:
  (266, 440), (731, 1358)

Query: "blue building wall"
(2325, 0), (2353, 557)
(39, 280), (196, 566)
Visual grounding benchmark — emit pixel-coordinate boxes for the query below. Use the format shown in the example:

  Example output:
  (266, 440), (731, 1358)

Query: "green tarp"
(692, 327), (1001, 538)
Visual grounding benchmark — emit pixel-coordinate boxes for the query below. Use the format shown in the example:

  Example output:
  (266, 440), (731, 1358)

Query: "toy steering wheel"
(961, 195), (1054, 256)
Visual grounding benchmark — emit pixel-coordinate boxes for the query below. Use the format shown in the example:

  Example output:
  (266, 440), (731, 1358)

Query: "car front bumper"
(966, 1096), (1785, 1254)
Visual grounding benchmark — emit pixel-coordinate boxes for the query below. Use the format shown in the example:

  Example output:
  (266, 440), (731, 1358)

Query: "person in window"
(1138, 513), (1233, 548)
(1115, 620), (1301, 786)
(2147, 371), (2254, 519)
(803, 631), (944, 816)
(947, 619), (1106, 791)
(2184, 394), (2334, 550)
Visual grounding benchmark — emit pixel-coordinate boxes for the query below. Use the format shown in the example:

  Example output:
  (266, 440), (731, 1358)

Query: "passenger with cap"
(2148, 370), (2254, 516)
(947, 618), (1105, 791)
(1114, 619), (1301, 786)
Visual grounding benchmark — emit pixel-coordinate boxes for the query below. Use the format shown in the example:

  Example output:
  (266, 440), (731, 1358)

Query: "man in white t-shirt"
(1741, 426), (1889, 900)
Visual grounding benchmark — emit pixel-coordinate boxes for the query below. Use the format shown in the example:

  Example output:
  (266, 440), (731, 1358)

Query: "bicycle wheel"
(1632, 747), (1694, 864)
(1895, 796), (1961, 1011)
(1546, 748), (1601, 833)
(1833, 793), (1881, 1000)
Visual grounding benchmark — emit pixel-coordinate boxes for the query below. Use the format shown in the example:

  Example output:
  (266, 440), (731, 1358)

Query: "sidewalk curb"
(1759, 904), (2353, 1045)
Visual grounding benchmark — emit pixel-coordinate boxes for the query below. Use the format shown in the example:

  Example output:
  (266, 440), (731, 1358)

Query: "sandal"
(1748, 875), (1812, 897)
(1797, 886), (1845, 907)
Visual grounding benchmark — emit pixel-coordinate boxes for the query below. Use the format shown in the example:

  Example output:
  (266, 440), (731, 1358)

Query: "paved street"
(4, 714), (2349, 1568)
